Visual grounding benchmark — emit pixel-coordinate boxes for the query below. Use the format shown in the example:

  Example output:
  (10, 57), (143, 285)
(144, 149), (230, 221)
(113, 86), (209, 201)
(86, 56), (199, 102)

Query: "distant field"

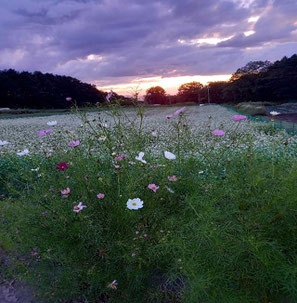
(1, 104), (297, 156)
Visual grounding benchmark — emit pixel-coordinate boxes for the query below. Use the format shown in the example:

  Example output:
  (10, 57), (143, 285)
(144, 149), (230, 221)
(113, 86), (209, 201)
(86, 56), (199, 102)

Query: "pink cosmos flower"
(212, 130), (225, 136)
(68, 140), (80, 147)
(131, 252), (136, 257)
(135, 231), (140, 234)
(148, 184), (159, 192)
(56, 162), (69, 171)
(106, 90), (113, 102)
(143, 234), (148, 238)
(166, 107), (186, 119)
(114, 154), (124, 162)
(97, 193), (105, 199)
(168, 175), (178, 182)
(66, 97), (72, 101)
(73, 202), (87, 213)
(232, 115), (247, 121)
(38, 129), (53, 136)
(61, 188), (71, 195)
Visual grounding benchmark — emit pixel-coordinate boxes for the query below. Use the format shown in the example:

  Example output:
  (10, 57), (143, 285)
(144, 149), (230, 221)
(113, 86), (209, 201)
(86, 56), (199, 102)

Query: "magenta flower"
(143, 234), (148, 238)
(166, 107), (186, 119)
(56, 162), (69, 171)
(38, 129), (53, 136)
(68, 140), (80, 147)
(97, 193), (105, 199)
(66, 97), (72, 101)
(148, 184), (159, 192)
(168, 175), (178, 182)
(232, 115), (247, 121)
(61, 188), (71, 195)
(131, 252), (136, 257)
(135, 231), (140, 234)
(212, 130), (225, 136)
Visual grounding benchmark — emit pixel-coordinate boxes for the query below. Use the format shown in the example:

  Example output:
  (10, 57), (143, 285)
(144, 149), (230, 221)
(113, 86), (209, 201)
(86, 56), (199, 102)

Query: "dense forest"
(0, 54), (296, 109)
(0, 70), (108, 109)
(145, 54), (297, 105)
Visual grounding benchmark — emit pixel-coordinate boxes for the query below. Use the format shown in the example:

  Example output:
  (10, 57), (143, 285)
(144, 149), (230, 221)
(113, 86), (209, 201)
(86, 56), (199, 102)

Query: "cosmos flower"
(73, 202), (87, 213)
(212, 130), (225, 136)
(66, 97), (72, 101)
(98, 135), (107, 141)
(61, 188), (71, 195)
(127, 198), (143, 210)
(68, 140), (80, 147)
(106, 90), (113, 102)
(17, 149), (29, 156)
(166, 107), (185, 119)
(165, 186), (175, 193)
(232, 115), (247, 121)
(135, 152), (147, 164)
(31, 167), (40, 172)
(270, 111), (280, 116)
(38, 129), (53, 136)
(108, 280), (118, 289)
(168, 175), (178, 182)
(164, 151), (176, 160)
(56, 162), (69, 171)
(0, 140), (9, 146)
(47, 121), (57, 126)
(148, 184), (159, 192)
(97, 193), (105, 199)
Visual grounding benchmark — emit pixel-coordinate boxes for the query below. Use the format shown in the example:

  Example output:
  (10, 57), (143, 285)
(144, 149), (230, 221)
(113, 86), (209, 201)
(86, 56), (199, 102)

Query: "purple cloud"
(0, 0), (296, 90)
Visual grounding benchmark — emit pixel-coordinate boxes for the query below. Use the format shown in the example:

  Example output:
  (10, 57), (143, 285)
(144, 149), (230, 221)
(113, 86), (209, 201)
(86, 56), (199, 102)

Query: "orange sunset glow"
(98, 74), (231, 97)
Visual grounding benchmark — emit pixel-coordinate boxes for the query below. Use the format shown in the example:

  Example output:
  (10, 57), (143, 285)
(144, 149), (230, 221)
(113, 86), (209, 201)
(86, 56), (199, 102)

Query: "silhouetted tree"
(177, 81), (203, 103)
(144, 86), (167, 105)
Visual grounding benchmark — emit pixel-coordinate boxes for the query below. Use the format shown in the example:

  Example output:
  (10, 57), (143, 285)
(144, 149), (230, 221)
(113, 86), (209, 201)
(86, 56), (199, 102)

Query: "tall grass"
(1, 102), (297, 302)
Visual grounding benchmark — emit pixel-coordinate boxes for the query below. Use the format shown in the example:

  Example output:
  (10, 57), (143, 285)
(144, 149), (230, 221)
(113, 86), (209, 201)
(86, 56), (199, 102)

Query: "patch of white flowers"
(0, 105), (297, 156)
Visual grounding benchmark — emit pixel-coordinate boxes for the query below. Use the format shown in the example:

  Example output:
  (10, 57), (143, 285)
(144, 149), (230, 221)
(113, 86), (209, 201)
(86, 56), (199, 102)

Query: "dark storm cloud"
(0, 0), (296, 86)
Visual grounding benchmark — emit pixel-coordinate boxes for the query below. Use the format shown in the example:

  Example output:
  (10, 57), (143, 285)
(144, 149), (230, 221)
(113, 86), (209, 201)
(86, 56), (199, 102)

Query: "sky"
(0, 0), (296, 97)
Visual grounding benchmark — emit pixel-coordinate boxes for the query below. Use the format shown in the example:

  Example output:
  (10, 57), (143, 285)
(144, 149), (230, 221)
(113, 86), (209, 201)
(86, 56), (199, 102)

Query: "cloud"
(0, 0), (296, 91)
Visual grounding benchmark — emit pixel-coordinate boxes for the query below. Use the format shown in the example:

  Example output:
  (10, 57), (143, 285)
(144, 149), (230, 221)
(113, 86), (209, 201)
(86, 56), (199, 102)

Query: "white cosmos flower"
(47, 121), (57, 126)
(165, 186), (175, 193)
(164, 151), (176, 160)
(270, 111), (280, 116)
(126, 198), (143, 210)
(31, 167), (40, 171)
(151, 131), (157, 137)
(135, 152), (147, 164)
(99, 135), (107, 141)
(0, 140), (9, 146)
(17, 149), (29, 156)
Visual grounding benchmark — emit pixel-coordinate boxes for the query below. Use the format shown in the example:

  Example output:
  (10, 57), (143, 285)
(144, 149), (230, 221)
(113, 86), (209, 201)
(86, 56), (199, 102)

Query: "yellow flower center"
(74, 206), (80, 210)
(132, 202), (136, 206)
(101, 135), (105, 139)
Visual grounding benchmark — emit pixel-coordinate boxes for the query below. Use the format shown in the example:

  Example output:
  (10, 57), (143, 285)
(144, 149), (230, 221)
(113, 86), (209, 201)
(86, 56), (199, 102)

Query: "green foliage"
(1, 105), (297, 302)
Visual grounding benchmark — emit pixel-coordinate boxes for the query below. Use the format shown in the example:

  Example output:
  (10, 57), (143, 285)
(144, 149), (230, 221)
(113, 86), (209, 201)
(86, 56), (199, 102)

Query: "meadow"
(1, 104), (297, 303)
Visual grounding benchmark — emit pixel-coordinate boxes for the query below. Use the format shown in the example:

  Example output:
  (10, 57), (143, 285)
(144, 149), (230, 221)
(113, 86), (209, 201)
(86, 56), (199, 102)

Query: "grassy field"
(1, 104), (297, 302)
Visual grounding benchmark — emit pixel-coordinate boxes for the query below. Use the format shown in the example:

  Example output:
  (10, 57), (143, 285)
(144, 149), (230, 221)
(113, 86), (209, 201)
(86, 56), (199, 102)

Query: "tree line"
(145, 54), (297, 105)
(0, 54), (296, 109)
